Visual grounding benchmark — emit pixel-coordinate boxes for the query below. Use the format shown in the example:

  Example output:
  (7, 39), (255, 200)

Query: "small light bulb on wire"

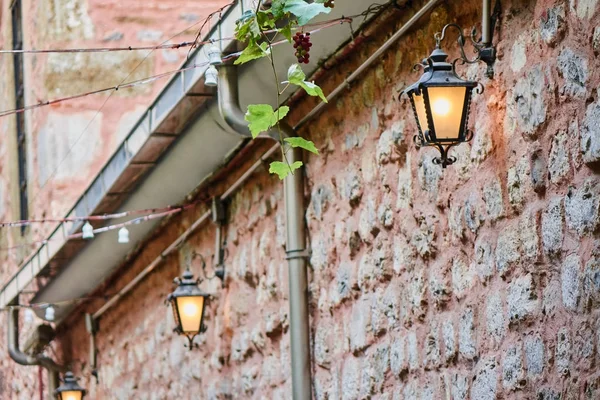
(82, 221), (94, 239)
(45, 305), (55, 321)
(118, 227), (129, 244)
(204, 65), (218, 87)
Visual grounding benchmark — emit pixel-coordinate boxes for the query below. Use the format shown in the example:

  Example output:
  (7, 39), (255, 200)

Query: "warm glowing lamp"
(404, 44), (481, 167)
(167, 269), (208, 348)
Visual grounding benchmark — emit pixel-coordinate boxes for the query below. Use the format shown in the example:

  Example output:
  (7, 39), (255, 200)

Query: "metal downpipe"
(482, 0), (492, 45)
(8, 307), (62, 399)
(217, 65), (311, 400)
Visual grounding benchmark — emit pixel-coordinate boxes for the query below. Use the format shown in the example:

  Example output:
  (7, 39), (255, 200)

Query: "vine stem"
(256, 0), (293, 172)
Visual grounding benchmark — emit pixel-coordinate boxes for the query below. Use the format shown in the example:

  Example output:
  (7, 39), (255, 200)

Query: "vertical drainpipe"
(481, 0), (492, 46)
(217, 65), (311, 399)
(8, 307), (62, 400)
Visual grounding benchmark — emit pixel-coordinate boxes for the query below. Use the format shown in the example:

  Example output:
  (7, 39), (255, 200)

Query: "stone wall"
(3, 0), (600, 398)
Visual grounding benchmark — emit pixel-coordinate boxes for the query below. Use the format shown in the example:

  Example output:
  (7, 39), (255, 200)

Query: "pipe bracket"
(285, 249), (310, 260)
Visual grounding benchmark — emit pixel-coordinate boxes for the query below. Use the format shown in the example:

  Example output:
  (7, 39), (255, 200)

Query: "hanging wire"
(0, 207), (184, 253)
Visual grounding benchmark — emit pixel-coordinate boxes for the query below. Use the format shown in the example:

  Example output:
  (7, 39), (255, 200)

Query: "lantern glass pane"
(427, 86), (467, 139)
(176, 296), (204, 333)
(411, 92), (429, 133)
(59, 391), (83, 400)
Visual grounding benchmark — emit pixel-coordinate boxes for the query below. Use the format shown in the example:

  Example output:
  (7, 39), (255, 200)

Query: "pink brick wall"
(3, 0), (600, 398)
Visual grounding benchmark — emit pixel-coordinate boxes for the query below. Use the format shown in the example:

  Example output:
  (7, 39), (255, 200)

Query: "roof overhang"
(0, 0), (380, 322)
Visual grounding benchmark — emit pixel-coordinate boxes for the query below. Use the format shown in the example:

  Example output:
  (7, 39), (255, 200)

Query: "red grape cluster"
(293, 32), (312, 64)
(324, 0), (334, 8)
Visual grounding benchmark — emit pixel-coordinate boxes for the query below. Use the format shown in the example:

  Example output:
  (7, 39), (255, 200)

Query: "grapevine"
(234, 0), (331, 180)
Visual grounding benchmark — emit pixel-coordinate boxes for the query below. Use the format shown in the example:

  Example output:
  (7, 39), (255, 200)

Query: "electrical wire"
(0, 207), (184, 253)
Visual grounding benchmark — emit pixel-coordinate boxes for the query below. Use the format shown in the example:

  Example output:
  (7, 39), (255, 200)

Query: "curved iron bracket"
(434, 0), (500, 78)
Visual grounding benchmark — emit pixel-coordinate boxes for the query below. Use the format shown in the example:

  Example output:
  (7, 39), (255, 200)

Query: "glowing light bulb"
(182, 302), (198, 317)
(432, 98), (451, 116)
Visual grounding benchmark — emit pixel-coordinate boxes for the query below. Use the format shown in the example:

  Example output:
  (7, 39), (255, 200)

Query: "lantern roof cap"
(168, 269), (208, 299)
(55, 371), (86, 395)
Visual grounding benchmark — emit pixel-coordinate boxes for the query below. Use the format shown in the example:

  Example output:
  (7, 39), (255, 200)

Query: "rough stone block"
(459, 307), (476, 360)
(407, 331), (419, 371)
(473, 236), (495, 283)
(396, 152), (412, 210)
(524, 335), (544, 377)
(360, 343), (389, 396)
(390, 335), (407, 377)
(513, 65), (547, 137)
(572, 321), (594, 369)
(423, 320), (441, 369)
(542, 198), (564, 256)
(483, 178), (505, 221)
(540, 5), (566, 44)
(471, 357), (498, 400)
(418, 151), (442, 201)
(520, 210), (540, 261)
(548, 130), (570, 183)
(348, 296), (372, 353)
(450, 373), (469, 400)
(583, 255), (600, 308)
(557, 48), (588, 97)
(411, 215), (437, 258)
(496, 224), (521, 275)
(561, 254), (581, 311)
(359, 196), (379, 242)
(344, 167), (363, 207)
(565, 179), (600, 236)
(530, 149), (547, 193)
(471, 119), (493, 164)
(486, 291), (506, 344)
(442, 318), (456, 363)
(556, 328), (571, 376)
(451, 257), (472, 299)
(342, 356), (361, 400)
(508, 274), (539, 323)
(581, 101), (600, 164)
(503, 344), (525, 390)
(464, 192), (484, 233)
(393, 236), (416, 275)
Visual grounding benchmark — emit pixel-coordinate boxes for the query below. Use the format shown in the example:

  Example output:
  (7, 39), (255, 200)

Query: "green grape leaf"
(283, 0), (331, 25)
(256, 9), (275, 29)
(286, 64), (328, 103)
(234, 41), (270, 65)
(284, 137), (319, 154)
(235, 12), (261, 42)
(287, 63), (307, 84)
(271, 0), (287, 19)
(280, 23), (293, 43)
(269, 160), (303, 180)
(245, 105), (290, 138)
(298, 80), (327, 103)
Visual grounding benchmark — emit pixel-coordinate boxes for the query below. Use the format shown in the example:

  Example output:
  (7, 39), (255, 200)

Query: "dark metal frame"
(11, 0), (28, 234)
(54, 371), (87, 400)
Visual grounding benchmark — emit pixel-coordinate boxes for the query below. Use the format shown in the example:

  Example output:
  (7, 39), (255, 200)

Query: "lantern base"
(181, 323), (207, 350)
(413, 130), (473, 169)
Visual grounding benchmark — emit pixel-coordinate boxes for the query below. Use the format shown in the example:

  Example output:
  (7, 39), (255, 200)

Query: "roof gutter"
(217, 64), (311, 400)
(8, 307), (63, 399)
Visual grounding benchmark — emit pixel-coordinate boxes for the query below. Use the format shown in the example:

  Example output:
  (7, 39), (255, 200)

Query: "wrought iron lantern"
(404, 23), (493, 168)
(167, 268), (209, 349)
(54, 371), (86, 400)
